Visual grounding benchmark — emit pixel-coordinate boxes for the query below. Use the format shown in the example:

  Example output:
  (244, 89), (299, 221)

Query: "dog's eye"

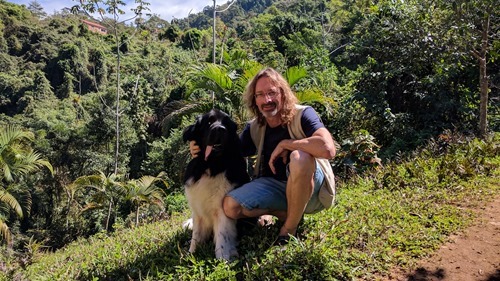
(208, 116), (217, 125)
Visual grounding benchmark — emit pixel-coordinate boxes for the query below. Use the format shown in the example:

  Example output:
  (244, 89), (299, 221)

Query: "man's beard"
(260, 102), (279, 118)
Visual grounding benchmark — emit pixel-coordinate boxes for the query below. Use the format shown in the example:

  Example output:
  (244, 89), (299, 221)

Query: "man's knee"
(223, 196), (242, 219)
(289, 150), (315, 175)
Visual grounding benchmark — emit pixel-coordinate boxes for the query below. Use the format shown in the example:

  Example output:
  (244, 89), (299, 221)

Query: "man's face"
(254, 77), (282, 119)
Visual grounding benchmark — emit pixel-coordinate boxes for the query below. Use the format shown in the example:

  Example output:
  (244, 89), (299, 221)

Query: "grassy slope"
(6, 137), (500, 281)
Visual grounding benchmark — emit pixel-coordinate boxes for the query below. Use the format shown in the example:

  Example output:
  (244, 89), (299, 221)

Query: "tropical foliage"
(0, 0), (497, 277)
(0, 126), (52, 246)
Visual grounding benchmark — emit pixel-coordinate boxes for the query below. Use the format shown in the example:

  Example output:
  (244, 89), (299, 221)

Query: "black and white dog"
(182, 109), (250, 260)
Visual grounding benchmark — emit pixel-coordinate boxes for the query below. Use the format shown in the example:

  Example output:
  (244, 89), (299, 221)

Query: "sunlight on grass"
(3, 135), (498, 280)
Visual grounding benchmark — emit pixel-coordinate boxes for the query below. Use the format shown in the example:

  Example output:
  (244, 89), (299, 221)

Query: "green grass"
(3, 135), (499, 281)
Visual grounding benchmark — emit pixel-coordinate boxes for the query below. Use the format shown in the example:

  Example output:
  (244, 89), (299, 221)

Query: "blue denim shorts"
(227, 162), (325, 214)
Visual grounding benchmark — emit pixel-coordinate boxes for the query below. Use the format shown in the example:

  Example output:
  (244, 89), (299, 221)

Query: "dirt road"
(384, 195), (500, 281)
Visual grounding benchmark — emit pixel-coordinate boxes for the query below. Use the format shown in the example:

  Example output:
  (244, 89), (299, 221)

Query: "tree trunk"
(479, 56), (488, 137)
(114, 25), (121, 175)
(105, 199), (113, 231)
(135, 205), (140, 227)
(470, 15), (490, 138)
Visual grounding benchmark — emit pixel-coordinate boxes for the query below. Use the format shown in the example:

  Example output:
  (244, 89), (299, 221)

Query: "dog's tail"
(182, 218), (193, 230)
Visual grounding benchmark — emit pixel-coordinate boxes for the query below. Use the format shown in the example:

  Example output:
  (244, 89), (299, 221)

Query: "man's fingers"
(189, 141), (200, 158)
(268, 158), (276, 174)
(280, 150), (288, 164)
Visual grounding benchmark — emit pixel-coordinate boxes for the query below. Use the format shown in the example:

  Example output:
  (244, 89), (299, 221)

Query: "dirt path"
(383, 195), (500, 281)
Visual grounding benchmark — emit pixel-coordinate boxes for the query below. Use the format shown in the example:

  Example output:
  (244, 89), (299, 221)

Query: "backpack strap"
(249, 119), (266, 179)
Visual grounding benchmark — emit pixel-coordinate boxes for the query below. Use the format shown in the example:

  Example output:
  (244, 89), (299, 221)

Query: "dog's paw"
(182, 218), (193, 230)
(216, 247), (239, 261)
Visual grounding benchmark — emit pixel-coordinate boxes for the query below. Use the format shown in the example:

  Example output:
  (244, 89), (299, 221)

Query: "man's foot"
(272, 235), (291, 246)
(278, 215), (304, 237)
(278, 225), (297, 237)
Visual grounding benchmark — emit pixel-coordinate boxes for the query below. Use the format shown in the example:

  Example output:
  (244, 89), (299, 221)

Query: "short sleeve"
(300, 107), (325, 137)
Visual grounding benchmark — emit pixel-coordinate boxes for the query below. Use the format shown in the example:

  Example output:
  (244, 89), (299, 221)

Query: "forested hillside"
(0, 0), (498, 266)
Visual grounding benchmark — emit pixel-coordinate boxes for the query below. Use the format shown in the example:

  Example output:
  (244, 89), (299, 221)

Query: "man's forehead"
(255, 80), (278, 93)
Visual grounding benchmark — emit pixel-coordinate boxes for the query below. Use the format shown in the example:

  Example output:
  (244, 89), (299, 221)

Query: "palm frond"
(0, 189), (23, 218)
(295, 88), (326, 104)
(0, 126), (34, 149)
(236, 62), (263, 90)
(187, 63), (233, 97)
(295, 88), (337, 117)
(80, 202), (103, 213)
(123, 180), (165, 206)
(1, 165), (13, 183)
(71, 172), (124, 201)
(285, 66), (308, 87)
(160, 101), (214, 134)
(12, 151), (54, 177)
(135, 175), (157, 189)
(0, 126), (52, 183)
(72, 172), (108, 190)
(0, 219), (12, 246)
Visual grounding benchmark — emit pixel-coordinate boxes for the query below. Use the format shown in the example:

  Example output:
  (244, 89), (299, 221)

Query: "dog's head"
(183, 109), (238, 161)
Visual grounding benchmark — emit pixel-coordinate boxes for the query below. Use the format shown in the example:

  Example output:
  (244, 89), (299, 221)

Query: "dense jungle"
(0, 0), (498, 279)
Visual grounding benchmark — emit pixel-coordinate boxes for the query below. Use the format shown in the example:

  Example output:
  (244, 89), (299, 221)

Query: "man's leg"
(279, 150), (315, 237)
(223, 196), (286, 221)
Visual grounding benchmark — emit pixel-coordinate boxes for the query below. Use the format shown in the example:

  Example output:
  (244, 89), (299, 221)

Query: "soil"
(381, 195), (500, 281)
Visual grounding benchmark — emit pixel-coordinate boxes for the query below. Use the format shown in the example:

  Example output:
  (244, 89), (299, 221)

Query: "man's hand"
(189, 141), (200, 158)
(269, 141), (289, 174)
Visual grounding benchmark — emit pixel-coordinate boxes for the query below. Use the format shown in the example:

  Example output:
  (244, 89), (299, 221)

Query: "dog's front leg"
(189, 215), (209, 253)
(214, 211), (238, 261)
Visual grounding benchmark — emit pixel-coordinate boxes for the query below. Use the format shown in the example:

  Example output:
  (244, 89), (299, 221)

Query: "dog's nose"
(207, 123), (227, 145)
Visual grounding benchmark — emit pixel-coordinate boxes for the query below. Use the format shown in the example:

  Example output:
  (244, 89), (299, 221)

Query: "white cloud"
(6, 0), (229, 22)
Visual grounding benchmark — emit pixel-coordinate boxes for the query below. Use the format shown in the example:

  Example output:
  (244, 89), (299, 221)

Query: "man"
(191, 67), (336, 245)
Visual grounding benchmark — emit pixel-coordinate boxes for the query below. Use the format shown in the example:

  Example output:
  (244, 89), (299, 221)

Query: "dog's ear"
(182, 124), (195, 142)
(183, 115), (202, 142)
(224, 115), (238, 133)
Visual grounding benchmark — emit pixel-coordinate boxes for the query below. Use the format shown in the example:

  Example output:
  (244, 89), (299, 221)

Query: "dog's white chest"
(184, 172), (239, 260)
(185, 172), (234, 217)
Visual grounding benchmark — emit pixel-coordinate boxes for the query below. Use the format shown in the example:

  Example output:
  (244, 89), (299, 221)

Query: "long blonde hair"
(243, 67), (298, 126)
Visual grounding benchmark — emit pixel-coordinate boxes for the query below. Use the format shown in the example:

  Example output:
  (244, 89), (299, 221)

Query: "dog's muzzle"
(204, 123), (227, 161)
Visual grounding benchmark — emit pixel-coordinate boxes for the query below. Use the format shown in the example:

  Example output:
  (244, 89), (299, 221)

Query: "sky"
(7, 0), (231, 21)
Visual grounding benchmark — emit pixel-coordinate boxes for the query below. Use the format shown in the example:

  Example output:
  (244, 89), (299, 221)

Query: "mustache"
(261, 101), (277, 107)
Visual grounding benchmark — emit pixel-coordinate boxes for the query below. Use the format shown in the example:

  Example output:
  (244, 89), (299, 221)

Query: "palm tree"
(161, 60), (336, 139)
(0, 125), (53, 246)
(71, 171), (123, 231)
(285, 66), (336, 117)
(0, 126), (53, 183)
(122, 172), (167, 226)
(187, 63), (334, 120)
(161, 59), (263, 132)
(0, 189), (23, 246)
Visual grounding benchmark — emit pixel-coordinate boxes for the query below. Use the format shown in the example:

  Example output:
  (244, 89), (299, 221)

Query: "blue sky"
(7, 0), (230, 21)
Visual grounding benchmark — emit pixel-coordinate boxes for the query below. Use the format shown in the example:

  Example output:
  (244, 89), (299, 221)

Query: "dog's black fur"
(182, 109), (250, 260)
(183, 109), (250, 186)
